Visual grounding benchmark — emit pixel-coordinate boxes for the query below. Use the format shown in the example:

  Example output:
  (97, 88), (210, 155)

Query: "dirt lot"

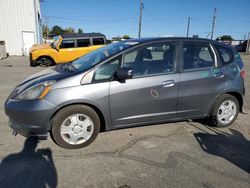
(0, 55), (249, 188)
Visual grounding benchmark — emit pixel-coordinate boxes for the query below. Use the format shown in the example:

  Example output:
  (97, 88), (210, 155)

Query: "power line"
(45, 15), (137, 22)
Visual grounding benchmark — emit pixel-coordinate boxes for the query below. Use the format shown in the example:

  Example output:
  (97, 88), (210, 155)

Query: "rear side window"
(60, 39), (75, 48)
(182, 43), (215, 71)
(77, 39), (90, 47)
(93, 38), (105, 45)
(215, 44), (234, 65)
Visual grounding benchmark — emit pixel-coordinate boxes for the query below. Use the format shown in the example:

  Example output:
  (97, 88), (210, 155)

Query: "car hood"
(9, 65), (84, 99)
(29, 43), (52, 52)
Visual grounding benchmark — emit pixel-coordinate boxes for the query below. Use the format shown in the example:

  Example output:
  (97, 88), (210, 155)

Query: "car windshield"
(72, 41), (139, 71)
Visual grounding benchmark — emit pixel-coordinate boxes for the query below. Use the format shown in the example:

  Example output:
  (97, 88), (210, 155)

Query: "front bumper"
(29, 53), (36, 66)
(5, 99), (57, 140)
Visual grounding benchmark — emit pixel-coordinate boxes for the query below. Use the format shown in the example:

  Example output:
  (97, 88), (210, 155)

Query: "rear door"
(177, 42), (226, 119)
(109, 42), (180, 127)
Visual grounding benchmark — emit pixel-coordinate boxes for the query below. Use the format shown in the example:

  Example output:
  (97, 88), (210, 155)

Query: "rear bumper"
(5, 99), (58, 140)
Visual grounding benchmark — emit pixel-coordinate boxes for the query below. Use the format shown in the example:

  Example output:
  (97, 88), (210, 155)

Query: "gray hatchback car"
(5, 38), (245, 149)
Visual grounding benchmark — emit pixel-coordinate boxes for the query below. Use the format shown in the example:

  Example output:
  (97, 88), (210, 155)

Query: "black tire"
(30, 61), (37, 67)
(37, 57), (55, 67)
(51, 105), (100, 149)
(208, 94), (239, 127)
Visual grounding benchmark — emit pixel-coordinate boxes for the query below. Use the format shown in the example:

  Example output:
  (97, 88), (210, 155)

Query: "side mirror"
(55, 45), (59, 51)
(116, 67), (133, 81)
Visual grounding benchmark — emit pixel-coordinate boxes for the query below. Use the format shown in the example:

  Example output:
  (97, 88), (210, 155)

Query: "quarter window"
(93, 38), (105, 45)
(183, 43), (215, 70)
(123, 43), (176, 77)
(60, 39), (75, 48)
(215, 44), (234, 65)
(77, 39), (90, 47)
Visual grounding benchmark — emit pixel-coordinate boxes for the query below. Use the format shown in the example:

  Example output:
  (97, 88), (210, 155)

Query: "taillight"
(240, 70), (246, 78)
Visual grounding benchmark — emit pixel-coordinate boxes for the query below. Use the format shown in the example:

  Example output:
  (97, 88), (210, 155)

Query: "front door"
(109, 42), (180, 127)
(57, 39), (76, 63)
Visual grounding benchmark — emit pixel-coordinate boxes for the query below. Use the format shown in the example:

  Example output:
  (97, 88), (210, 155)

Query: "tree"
(216, 35), (233, 41)
(122, 34), (130, 39)
(50, 25), (64, 36)
(112, 36), (122, 41)
(42, 24), (49, 38)
(77, 28), (83, 34)
(63, 27), (75, 34)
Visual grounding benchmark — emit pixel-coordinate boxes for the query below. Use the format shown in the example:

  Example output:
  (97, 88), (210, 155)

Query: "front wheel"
(37, 57), (55, 67)
(51, 105), (100, 149)
(208, 94), (239, 127)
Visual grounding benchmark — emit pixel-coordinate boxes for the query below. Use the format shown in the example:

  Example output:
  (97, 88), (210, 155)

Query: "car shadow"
(193, 126), (250, 174)
(0, 137), (57, 188)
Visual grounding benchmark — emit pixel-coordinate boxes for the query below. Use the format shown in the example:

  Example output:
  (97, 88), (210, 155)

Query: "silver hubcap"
(60, 114), (94, 145)
(217, 100), (237, 124)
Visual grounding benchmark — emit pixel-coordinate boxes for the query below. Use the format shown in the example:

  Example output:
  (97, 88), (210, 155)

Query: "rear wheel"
(51, 105), (100, 149)
(208, 94), (239, 127)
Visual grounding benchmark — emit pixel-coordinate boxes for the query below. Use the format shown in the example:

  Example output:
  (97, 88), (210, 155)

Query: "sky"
(41, 0), (250, 40)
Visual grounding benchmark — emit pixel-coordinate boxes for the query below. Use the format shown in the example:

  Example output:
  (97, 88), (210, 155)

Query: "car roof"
(124, 37), (234, 49)
(126, 37), (215, 43)
(61, 33), (106, 39)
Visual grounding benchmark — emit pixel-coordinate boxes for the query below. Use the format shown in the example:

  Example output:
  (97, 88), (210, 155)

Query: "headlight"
(15, 80), (56, 100)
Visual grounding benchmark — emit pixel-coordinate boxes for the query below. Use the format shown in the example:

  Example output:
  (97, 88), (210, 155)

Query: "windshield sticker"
(201, 71), (210, 78)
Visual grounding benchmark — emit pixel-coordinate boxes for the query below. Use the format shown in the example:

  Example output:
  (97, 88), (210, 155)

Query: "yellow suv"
(29, 33), (106, 66)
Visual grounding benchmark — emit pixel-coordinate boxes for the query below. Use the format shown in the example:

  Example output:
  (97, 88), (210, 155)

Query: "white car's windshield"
(72, 41), (139, 72)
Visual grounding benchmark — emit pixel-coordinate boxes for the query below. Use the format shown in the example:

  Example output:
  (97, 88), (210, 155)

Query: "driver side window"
(60, 39), (75, 49)
(123, 43), (176, 78)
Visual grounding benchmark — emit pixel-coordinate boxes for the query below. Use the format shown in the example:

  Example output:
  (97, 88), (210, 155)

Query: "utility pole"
(138, 0), (143, 38)
(246, 32), (250, 53)
(211, 8), (217, 40)
(44, 16), (49, 40)
(186, 17), (191, 37)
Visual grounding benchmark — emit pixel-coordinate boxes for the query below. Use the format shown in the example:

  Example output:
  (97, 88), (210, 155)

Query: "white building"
(0, 0), (42, 56)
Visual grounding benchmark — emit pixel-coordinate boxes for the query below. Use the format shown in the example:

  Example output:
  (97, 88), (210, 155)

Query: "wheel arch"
(209, 91), (244, 116)
(49, 102), (107, 133)
(36, 55), (55, 64)
(225, 91), (243, 112)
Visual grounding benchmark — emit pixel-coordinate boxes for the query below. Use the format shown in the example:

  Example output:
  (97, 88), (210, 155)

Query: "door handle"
(213, 72), (224, 79)
(162, 80), (175, 87)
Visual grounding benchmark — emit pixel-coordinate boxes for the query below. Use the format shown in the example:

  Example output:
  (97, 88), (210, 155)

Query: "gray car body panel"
(4, 38), (245, 139)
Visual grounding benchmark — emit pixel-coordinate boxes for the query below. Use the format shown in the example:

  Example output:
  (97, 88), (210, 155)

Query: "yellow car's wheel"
(37, 57), (55, 67)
